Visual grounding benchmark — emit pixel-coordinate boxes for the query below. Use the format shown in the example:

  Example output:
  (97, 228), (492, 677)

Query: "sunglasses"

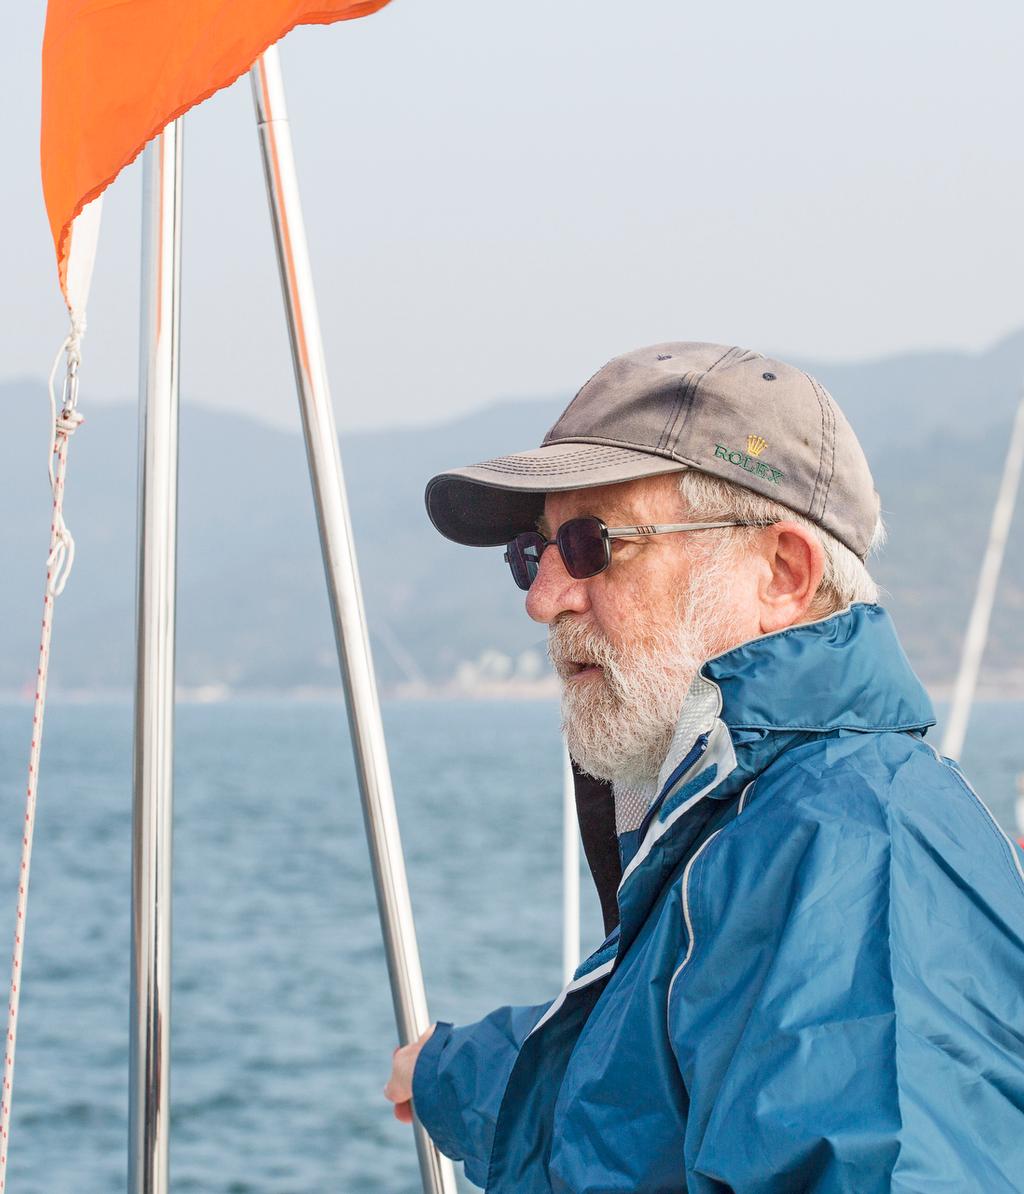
(503, 515), (752, 591)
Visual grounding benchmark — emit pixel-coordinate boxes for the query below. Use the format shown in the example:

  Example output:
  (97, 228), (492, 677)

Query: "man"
(385, 343), (1024, 1192)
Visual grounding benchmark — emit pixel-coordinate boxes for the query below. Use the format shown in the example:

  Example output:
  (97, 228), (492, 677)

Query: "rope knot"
(55, 409), (84, 438)
(45, 525), (75, 598)
(44, 326), (86, 598)
(66, 313), (87, 371)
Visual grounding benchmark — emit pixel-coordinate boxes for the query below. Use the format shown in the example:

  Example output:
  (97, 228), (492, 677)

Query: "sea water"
(0, 698), (1019, 1193)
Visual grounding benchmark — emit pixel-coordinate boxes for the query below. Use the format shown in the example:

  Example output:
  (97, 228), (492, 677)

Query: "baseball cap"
(424, 342), (881, 559)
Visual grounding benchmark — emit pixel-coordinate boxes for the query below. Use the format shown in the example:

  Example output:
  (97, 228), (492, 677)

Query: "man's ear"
(757, 522), (825, 634)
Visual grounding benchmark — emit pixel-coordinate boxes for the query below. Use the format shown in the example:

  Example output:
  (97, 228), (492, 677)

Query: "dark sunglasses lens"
(506, 531), (545, 590)
(558, 517), (609, 579)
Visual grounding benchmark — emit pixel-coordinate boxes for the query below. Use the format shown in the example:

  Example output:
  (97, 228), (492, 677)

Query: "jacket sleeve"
(412, 1001), (550, 1188)
(668, 748), (1024, 1193)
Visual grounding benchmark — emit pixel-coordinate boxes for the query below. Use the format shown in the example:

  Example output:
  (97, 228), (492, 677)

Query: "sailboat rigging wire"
(942, 392), (1024, 760)
(0, 337), (85, 1188)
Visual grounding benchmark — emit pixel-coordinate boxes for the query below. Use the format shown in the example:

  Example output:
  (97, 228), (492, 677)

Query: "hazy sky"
(3, 1), (1023, 431)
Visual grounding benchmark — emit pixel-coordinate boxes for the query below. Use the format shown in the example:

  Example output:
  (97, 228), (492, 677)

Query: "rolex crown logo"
(746, 434), (768, 458)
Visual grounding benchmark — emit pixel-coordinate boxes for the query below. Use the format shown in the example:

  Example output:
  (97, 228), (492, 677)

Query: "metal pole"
(942, 392), (1024, 760)
(129, 121), (183, 1194)
(250, 46), (457, 1194)
(562, 748), (580, 986)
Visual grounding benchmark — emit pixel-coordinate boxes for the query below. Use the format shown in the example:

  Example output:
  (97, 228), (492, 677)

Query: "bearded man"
(385, 344), (1024, 1192)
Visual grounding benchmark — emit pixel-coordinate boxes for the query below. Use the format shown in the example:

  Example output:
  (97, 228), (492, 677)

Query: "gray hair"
(677, 471), (884, 617)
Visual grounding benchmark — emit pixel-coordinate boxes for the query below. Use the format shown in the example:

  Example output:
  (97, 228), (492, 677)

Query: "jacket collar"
(704, 602), (935, 735)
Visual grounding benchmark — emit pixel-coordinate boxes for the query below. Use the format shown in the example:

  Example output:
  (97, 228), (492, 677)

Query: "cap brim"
(425, 441), (690, 546)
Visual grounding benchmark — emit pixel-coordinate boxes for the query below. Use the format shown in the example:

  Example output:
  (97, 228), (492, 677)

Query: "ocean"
(0, 697), (1019, 1193)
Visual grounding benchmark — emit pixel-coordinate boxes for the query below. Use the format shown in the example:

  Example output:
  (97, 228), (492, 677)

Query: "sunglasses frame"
(503, 515), (755, 591)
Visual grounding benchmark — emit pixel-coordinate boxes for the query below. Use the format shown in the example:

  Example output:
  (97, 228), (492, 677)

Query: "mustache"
(548, 617), (622, 680)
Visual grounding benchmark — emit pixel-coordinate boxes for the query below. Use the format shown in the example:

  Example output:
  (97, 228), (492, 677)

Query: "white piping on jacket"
(662, 781), (754, 1027)
(526, 957), (616, 1039)
(665, 827), (725, 1025)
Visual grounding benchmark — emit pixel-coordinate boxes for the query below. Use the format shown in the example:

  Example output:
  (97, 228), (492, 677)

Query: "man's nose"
(525, 544), (591, 624)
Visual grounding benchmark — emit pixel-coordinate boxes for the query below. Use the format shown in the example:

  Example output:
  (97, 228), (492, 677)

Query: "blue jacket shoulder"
(729, 729), (1024, 895)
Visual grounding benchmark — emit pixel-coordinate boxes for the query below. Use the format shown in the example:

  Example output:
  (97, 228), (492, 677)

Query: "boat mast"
(942, 392), (1024, 760)
(129, 122), (183, 1194)
(562, 748), (580, 985)
(250, 46), (457, 1194)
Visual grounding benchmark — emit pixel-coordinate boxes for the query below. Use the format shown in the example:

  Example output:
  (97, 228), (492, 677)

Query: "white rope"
(45, 321), (85, 597)
(0, 332), (85, 1188)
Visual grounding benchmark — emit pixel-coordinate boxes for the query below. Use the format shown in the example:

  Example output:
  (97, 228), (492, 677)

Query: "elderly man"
(385, 344), (1024, 1192)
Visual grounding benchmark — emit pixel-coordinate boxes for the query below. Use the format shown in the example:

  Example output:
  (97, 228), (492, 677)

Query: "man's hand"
(384, 1025), (436, 1124)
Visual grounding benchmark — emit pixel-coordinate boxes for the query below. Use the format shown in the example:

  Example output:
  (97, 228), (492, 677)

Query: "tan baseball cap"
(425, 342), (881, 558)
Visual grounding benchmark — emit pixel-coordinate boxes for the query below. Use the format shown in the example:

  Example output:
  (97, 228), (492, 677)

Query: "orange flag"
(41, 0), (392, 299)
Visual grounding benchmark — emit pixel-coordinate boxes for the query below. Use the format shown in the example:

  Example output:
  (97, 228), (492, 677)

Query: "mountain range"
(1, 330), (1023, 697)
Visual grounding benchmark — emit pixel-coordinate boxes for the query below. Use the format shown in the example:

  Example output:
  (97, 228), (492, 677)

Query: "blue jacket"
(413, 605), (1024, 1192)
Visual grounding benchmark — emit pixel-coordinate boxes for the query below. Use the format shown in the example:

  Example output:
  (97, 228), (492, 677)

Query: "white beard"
(549, 551), (741, 788)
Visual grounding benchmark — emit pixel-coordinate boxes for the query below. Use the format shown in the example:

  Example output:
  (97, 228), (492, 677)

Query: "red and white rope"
(0, 333), (84, 1188)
